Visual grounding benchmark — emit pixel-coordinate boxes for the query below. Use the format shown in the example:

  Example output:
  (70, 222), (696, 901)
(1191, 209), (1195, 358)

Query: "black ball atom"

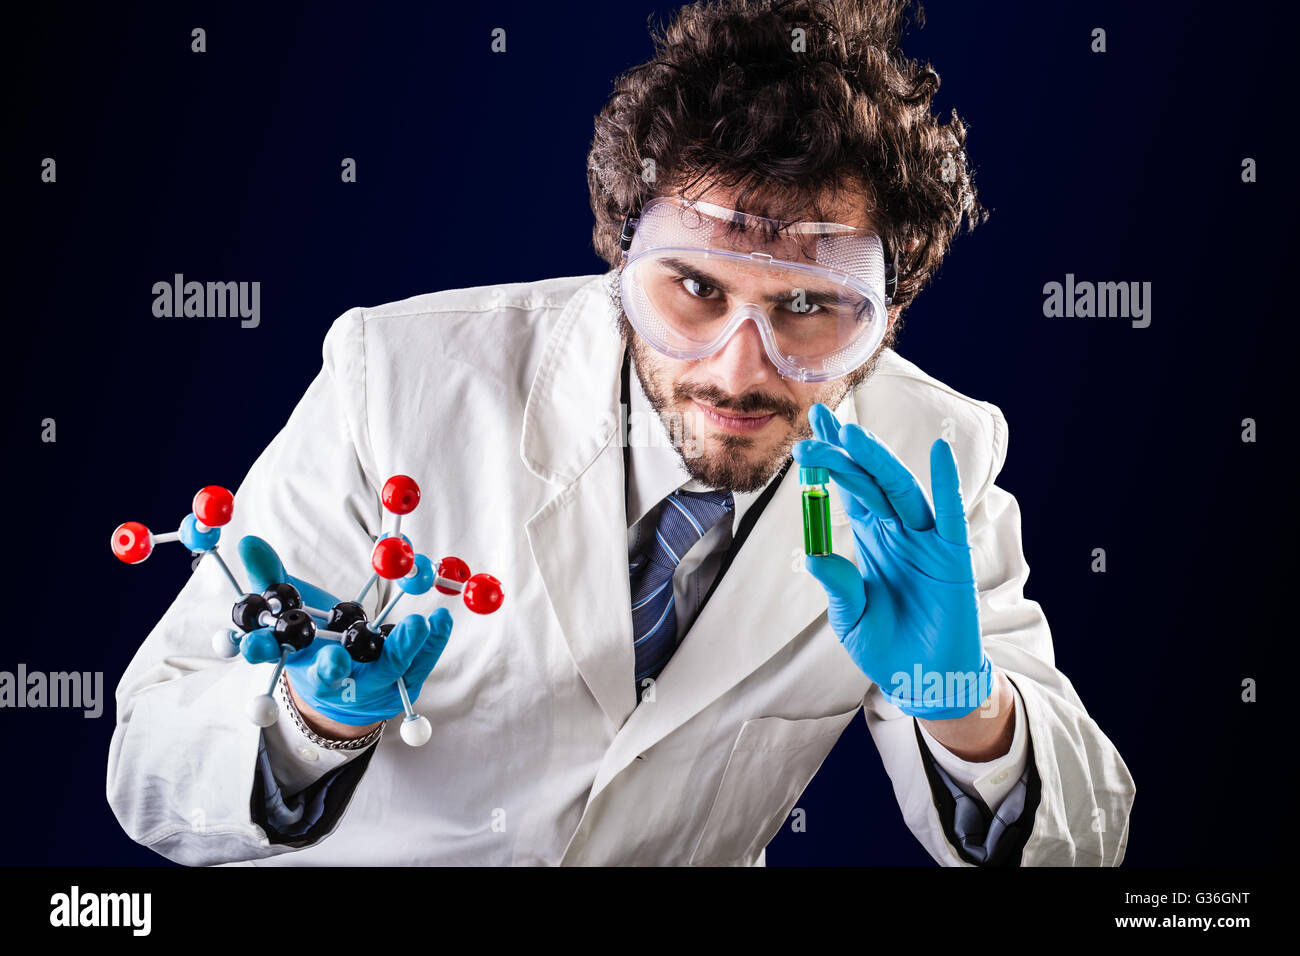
(273, 608), (316, 651)
(261, 582), (302, 614)
(342, 622), (386, 663)
(232, 593), (271, 633)
(327, 601), (368, 633)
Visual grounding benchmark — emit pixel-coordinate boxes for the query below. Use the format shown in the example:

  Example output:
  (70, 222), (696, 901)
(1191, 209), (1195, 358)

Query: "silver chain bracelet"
(277, 672), (385, 751)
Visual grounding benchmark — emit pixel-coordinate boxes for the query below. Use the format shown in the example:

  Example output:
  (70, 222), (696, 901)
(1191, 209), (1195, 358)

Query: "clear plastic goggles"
(619, 197), (889, 382)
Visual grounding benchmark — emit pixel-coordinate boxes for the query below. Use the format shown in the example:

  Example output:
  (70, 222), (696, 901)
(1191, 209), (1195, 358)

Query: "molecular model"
(111, 475), (504, 745)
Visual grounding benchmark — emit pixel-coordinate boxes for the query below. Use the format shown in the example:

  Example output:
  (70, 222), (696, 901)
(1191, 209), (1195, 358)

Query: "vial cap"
(799, 466), (830, 485)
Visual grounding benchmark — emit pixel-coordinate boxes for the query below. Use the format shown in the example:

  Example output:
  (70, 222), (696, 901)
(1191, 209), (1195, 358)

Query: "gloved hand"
(236, 535), (452, 726)
(792, 403), (993, 719)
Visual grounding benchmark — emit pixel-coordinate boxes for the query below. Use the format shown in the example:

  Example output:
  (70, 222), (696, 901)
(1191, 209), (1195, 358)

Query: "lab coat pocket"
(689, 703), (861, 866)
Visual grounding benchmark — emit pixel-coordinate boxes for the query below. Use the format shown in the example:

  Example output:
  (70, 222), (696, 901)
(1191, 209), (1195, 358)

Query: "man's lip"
(696, 400), (774, 429)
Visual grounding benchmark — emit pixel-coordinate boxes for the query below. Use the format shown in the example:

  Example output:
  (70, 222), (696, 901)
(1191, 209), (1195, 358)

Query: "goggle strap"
(619, 205), (643, 254)
(884, 240), (898, 304)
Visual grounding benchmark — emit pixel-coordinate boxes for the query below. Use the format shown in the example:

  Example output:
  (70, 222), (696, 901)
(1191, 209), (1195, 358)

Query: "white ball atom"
(211, 628), (240, 658)
(400, 715), (432, 746)
(246, 695), (279, 727)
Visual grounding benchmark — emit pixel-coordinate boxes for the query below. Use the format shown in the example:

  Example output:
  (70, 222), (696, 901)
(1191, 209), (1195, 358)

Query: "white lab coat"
(106, 272), (1135, 866)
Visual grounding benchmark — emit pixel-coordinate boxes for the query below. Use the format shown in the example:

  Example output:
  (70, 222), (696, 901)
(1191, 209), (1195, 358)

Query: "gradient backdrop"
(3, 0), (1287, 865)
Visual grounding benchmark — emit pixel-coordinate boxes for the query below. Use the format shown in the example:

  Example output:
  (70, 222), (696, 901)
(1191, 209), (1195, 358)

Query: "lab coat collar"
(519, 274), (625, 486)
(521, 274), (639, 728)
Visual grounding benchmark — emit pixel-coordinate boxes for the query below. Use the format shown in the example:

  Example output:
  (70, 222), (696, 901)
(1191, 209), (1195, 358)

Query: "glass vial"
(800, 466), (832, 555)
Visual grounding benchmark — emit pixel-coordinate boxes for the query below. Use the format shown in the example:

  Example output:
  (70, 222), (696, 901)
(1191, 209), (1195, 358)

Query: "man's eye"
(784, 301), (823, 316)
(681, 278), (717, 299)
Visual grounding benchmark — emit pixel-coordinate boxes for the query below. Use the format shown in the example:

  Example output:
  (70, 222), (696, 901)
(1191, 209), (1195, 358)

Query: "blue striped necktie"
(630, 488), (735, 690)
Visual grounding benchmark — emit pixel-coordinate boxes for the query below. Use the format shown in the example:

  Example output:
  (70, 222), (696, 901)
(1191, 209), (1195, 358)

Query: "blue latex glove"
(792, 403), (993, 719)
(237, 535), (452, 725)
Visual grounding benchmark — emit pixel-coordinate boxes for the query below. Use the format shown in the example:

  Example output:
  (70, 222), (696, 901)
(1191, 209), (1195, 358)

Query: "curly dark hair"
(587, 0), (984, 320)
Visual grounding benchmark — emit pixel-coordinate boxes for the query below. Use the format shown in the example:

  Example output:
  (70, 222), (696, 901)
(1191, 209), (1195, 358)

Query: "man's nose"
(700, 310), (778, 401)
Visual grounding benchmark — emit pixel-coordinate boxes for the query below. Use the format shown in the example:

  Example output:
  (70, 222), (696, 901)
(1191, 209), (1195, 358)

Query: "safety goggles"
(618, 197), (892, 382)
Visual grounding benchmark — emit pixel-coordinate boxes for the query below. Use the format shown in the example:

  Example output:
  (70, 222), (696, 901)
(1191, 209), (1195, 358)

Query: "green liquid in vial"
(802, 488), (831, 555)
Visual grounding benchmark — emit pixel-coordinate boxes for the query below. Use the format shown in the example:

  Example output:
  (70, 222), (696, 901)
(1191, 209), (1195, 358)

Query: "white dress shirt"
(623, 363), (1029, 812)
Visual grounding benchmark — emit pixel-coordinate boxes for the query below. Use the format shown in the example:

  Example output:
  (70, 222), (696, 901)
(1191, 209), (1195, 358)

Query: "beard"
(602, 270), (885, 494)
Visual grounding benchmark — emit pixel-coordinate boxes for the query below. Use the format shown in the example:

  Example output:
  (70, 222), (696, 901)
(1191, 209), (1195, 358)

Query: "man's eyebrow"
(658, 257), (735, 295)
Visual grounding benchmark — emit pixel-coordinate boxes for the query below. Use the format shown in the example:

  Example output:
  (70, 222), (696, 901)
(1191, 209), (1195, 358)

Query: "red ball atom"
(435, 556), (471, 595)
(381, 475), (421, 516)
(372, 536), (415, 579)
(111, 521), (153, 564)
(192, 486), (234, 528)
(463, 573), (504, 614)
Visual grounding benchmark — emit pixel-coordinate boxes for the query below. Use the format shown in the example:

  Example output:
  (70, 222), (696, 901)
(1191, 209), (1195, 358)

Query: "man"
(107, 0), (1134, 866)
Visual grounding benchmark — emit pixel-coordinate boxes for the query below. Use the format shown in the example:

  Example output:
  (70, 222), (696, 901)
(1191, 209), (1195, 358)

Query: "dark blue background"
(3, 1), (1288, 865)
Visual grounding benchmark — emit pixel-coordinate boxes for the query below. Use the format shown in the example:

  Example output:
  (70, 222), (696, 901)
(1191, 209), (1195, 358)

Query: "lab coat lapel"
(587, 388), (860, 801)
(520, 276), (638, 729)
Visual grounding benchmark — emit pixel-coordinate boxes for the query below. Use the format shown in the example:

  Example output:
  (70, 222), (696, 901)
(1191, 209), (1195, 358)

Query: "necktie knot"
(671, 487), (735, 524)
